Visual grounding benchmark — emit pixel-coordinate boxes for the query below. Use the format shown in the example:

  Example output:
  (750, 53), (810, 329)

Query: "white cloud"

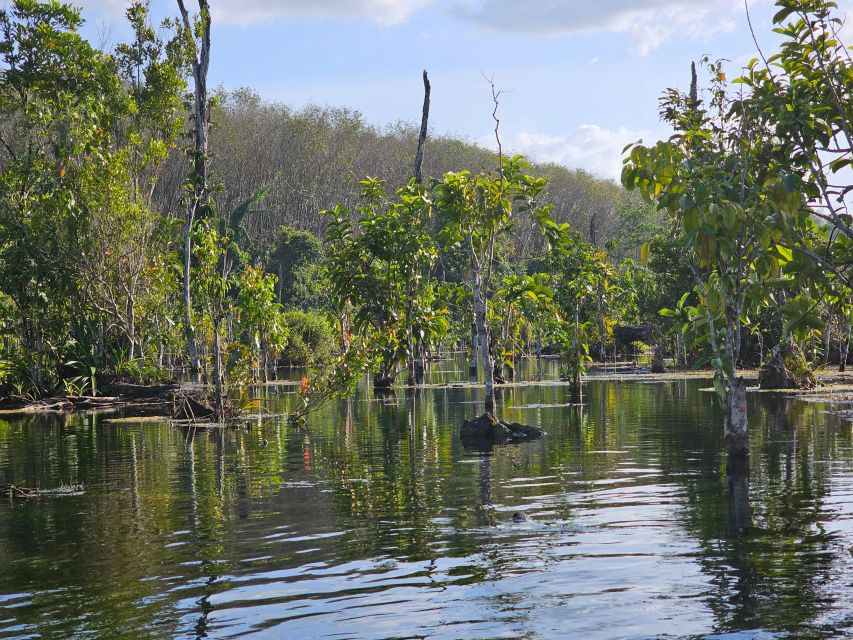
(74, 0), (128, 18)
(209, 0), (434, 27)
(75, 0), (434, 27)
(478, 125), (652, 182)
(837, 9), (853, 44)
(454, 0), (738, 54)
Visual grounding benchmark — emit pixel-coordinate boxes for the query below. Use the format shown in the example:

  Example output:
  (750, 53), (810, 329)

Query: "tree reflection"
(726, 453), (752, 534)
(0, 361), (852, 639)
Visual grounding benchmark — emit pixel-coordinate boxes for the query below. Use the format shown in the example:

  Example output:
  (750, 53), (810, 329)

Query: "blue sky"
(73, 0), (853, 181)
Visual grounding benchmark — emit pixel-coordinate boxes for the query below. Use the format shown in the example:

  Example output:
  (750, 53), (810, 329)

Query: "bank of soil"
(0, 382), (182, 415)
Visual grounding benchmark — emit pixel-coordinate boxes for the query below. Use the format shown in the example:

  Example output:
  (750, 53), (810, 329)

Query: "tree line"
(0, 0), (655, 408)
(0, 0), (850, 459)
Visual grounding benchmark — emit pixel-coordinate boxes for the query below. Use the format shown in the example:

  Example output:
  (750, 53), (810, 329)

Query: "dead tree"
(177, 0), (212, 376)
(413, 70), (430, 184)
(407, 70), (431, 385)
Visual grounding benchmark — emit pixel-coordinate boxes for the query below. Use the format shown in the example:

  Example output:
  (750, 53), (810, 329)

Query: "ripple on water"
(2, 372), (853, 639)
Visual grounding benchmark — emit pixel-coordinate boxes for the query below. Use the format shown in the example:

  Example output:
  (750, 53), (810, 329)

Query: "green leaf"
(772, 6), (795, 23)
(639, 242), (650, 266)
(775, 244), (793, 261)
(713, 376), (726, 400)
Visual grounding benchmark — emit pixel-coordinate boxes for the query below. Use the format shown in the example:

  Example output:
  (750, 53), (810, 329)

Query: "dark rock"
(504, 422), (545, 440)
(461, 413), (544, 447)
(512, 512), (530, 523)
(460, 413), (499, 439)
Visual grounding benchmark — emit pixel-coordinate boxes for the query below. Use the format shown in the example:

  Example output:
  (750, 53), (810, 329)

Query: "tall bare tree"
(176, 0), (211, 373)
(413, 70), (430, 184)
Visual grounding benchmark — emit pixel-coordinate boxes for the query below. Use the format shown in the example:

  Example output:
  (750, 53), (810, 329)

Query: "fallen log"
(109, 382), (180, 400)
(0, 383), (182, 414)
(0, 396), (30, 410)
(1, 484), (84, 499)
(1, 485), (38, 499)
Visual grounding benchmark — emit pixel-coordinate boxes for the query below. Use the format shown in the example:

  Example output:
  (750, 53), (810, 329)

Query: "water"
(2, 358), (853, 639)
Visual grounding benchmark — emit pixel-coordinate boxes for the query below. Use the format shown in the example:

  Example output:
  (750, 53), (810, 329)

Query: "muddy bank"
(0, 382), (181, 415)
(694, 370), (853, 421)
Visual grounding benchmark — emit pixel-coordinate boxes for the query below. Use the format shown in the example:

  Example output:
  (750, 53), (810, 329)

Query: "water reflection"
(1, 358), (853, 639)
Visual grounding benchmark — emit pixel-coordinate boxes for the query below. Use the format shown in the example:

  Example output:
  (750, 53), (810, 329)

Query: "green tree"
(0, 0), (133, 394)
(79, 1), (187, 370)
(741, 0), (851, 267)
(265, 225), (323, 307)
(191, 220), (230, 419)
(235, 265), (287, 382)
(434, 155), (550, 417)
(622, 60), (808, 456)
(324, 178), (447, 388)
(739, 0), (852, 379)
(543, 233), (617, 390)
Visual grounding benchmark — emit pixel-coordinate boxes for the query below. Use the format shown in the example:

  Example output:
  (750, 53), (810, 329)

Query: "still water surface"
(1, 358), (853, 639)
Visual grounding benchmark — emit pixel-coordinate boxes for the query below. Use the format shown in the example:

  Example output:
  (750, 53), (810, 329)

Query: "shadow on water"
(1, 356), (853, 639)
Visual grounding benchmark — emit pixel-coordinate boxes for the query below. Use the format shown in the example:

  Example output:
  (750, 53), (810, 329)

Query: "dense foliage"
(0, 0), (849, 455)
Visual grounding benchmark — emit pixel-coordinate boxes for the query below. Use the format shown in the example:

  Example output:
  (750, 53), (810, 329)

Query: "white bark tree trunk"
(723, 375), (749, 455)
(472, 270), (495, 416)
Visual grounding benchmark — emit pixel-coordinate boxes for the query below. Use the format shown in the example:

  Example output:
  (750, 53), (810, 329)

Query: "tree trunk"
(212, 322), (224, 421)
(572, 304), (582, 392)
(678, 332), (687, 366)
(414, 343), (426, 384)
(406, 295), (417, 385)
(183, 219), (198, 373)
(413, 70), (430, 184)
(127, 299), (136, 361)
(759, 343), (795, 389)
(723, 375), (749, 456)
(472, 271), (495, 416)
(650, 344), (665, 373)
(469, 321), (478, 377)
(177, 0), (211, 376)
(596, 315), (607, 362)
(373, 369), (394, 391)
(841, 317), (850, 372)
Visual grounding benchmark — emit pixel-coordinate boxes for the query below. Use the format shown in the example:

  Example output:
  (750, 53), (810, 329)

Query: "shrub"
(280, 310), (334, 365)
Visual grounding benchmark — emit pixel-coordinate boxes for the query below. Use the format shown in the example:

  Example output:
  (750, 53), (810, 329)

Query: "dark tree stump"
(373, 373), (394, 390)
(173, 395), (215, 420)
(651, 345), (666, 373)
